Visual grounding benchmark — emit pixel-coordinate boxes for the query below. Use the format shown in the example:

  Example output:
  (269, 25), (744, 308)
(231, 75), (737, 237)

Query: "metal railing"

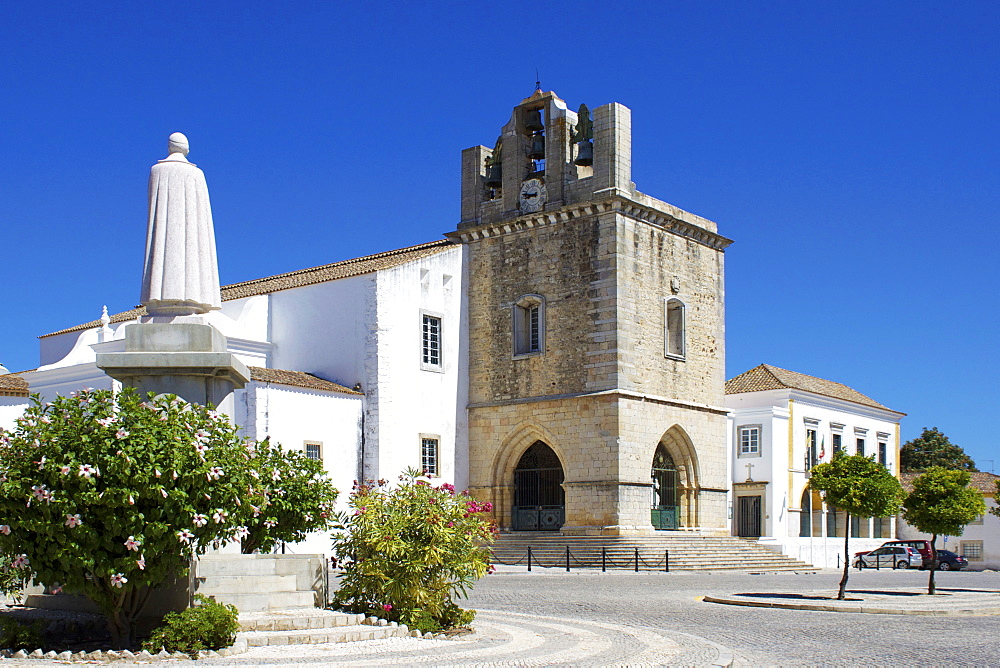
(491, 546), (671, 572)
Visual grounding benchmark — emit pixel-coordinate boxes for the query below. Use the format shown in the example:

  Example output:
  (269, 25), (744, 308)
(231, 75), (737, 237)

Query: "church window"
(421, 313), (442, 370)
(664, 298), (685, 360)
(304, 442), (322, 461)
(420, 436), (439, 476)
(513, 294), (545, 357)
(738, 425), (761, 456)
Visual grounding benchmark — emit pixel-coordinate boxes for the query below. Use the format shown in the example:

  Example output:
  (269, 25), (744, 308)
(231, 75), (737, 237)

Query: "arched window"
(664, 298), (685, 360)
(513, 294), (545, 356)
(651, 445), (679, 530)
(799, 488), (812, 537)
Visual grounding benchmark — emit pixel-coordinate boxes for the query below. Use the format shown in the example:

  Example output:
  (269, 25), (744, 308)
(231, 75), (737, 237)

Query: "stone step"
(239, 611), (366, 633)
(240, 623), (410, 647)
(196, 574), (299, 595)
(196, 558), (281, 577)
(210, 591), (317, 611)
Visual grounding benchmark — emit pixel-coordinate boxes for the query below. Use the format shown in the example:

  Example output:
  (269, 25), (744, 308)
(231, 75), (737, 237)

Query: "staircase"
(490, 533), (818, 572)
(195, 554), (323, 611)
(237, 609), (419, 648)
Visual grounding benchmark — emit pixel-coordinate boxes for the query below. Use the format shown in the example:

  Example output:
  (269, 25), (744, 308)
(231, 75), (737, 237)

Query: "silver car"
(854, 545), (923, 569)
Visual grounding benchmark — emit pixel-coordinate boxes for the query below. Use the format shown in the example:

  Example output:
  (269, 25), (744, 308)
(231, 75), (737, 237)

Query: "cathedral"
(3, 90), (736, 547)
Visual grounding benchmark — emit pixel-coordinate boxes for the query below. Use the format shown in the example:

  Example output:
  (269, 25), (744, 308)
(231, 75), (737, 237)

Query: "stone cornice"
(468, 387), (729, 415)
(449, 194), (733, 251)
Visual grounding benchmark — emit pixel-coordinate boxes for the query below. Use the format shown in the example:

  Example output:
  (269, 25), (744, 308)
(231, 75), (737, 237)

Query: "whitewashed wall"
(0, 396), (30, 430)
(237, 381), (363, 556)
(366, 246), (465, 490)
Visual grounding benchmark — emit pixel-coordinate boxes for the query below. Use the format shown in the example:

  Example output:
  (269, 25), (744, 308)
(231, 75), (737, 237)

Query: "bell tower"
(450, 91), (733, 536)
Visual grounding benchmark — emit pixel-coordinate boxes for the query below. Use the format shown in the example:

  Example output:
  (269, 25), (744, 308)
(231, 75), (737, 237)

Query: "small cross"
(745, 462), (754, 482)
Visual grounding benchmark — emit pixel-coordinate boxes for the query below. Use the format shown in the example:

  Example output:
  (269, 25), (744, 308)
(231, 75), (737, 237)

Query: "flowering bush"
(0, 388), (330, 647)
(240, 438), (338, 554)
(143, 594), (239, 657)
(331, 469), (496, 633)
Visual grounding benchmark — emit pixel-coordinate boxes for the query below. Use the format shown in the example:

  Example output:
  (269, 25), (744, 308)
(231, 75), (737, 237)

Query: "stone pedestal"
(97, 322), (249, 411)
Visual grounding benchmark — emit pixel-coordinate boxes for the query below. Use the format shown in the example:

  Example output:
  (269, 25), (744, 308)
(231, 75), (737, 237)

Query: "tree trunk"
(837, 517), (851, 600)
(928, 533), (938, 595)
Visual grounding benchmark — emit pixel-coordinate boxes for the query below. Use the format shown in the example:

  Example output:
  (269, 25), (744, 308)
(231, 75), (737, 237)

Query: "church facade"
(3, 90), (736, 546)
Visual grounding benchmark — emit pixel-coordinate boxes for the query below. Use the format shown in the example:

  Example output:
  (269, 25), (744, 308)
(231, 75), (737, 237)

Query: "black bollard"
(602, 547), (607, 572)
(566, 546), (570, 572)
(634, 547), (639, 572)
(665, 550), (669, 573)
(527, 546), (532, 572)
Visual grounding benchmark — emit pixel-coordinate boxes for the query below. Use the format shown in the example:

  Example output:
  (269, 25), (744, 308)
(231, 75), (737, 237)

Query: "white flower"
(0, 525), (11, 535)
(208, 467), (224, 480)
(78, 464), (99, 479)
(263, 519), (278, 529)
(194, 429), (210, 442)
(272, 471), (282, 482)
(160, 488), (169, 498)
(235, 526), (249, 539)
(97, 417), (116, 427)
(212, 509), (228, 524)
(124, 536), (141, 551)
(177, 529), (195, 544)
(110, 573), (127, 588)
(192, 514), (208, 527)
(115, 428), (129, 440)
(136, 557), (146, 571)
(65, 514), (82, 528)
(59, 465), (71, 475)
(11, 554), (29, 569)
(39, 416), (51, 425)
(303, 514), (313, 523)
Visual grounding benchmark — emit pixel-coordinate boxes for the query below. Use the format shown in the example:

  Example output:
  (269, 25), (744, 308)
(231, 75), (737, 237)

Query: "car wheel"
(895, 561), (909, 569)
(854, 561), (864, 569)
(939, 562), (951, 571)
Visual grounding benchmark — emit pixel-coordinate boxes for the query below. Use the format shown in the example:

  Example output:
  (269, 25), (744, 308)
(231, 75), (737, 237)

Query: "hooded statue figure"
(140, 132), (222, 316)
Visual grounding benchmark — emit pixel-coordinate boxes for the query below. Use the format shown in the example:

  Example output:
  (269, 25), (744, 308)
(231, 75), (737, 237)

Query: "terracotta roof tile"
(726, 363), (903, 414)
(899, 471), (999, 494)
(249, 367), (361, 395)
(42, 240), (455, 338)
(0, 373), (30, 397)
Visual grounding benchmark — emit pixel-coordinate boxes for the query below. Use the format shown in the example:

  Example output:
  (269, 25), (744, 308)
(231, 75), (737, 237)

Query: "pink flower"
(65, 514), (82, 528)
(124, 535), (141, 551)
(303, 514), (313, 523)
(110, 573), (127, 588)
(136, 557), (146, 571)
(97, 417), (116, 427)
(11, 554), (29, 569)
(382, 604), (392, 611)
(207, 466), (224, 480)
(264, 519), (277, 529)
(0, 525), (10, 535)
(59, 466), (71, 475)
(177, 529), (195, 544)
(160, 488), (169, 498)
(212, 509), (228, 524)
(193, 513), (208, 527)
(115, 428), (129, 440)
(235, 526), (249, 539)
(78, 464), (100, 479)
(51, 586), (63, 594)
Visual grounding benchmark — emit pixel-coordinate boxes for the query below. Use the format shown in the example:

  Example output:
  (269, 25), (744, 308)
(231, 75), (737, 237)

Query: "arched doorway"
(511, 441), (565, 531)
(651, 445), (679, 530)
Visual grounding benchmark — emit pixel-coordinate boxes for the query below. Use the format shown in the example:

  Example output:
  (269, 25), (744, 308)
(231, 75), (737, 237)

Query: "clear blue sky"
(2, 2), (997, 468)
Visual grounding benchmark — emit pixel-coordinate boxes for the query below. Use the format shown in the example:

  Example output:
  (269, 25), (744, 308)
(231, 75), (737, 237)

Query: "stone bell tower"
(449, 90), (733, 536)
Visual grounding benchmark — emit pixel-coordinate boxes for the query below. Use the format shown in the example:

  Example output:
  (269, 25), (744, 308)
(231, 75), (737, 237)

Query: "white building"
(7, 240), (465, 554)
(898, 471), (1000, 570)
(725, 364), (906, 568)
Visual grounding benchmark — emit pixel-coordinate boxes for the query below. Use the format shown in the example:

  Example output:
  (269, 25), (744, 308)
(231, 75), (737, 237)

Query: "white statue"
(140, 132), (222, 316)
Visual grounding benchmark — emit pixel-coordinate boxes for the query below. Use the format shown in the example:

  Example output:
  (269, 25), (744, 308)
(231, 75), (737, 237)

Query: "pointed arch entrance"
(511, 441), (565, 531)
(651, 445), (679, 530)
(650, 426), (700, 530)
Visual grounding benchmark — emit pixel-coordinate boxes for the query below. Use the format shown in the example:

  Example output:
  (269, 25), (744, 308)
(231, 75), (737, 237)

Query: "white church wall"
(269, 274), (373, 391)
(368, 247), (464, 489)
(238, 381), (363, 556)
(0, 396), (30, 430)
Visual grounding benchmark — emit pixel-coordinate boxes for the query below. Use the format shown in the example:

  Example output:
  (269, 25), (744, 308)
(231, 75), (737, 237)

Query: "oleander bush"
(0, 617), (45, 651)
(332, 469), (496, 633)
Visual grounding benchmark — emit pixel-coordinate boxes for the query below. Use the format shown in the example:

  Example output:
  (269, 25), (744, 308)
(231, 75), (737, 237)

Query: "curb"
(702, 595), (1000, 616)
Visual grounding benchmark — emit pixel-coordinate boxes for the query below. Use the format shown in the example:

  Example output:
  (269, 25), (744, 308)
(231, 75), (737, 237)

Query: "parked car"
(933, 549), (969, 571)
(853, 545), (923, 569)
(877, 540), (935, 569)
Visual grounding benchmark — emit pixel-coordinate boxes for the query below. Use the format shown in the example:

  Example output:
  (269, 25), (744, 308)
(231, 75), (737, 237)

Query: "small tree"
(332, 470), (496, 633)
(808, 452), (904, 600)
(900, 427), (977, 472)
(240, 438), (338, 554)
(0, 389), (257, 646)
(902, 467), (985, 595)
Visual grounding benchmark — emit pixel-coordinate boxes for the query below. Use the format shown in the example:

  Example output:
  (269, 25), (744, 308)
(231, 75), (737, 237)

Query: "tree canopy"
(902, 467), (985, 594)
(809, 452), (905, 599)
(900, 427), (977, 472)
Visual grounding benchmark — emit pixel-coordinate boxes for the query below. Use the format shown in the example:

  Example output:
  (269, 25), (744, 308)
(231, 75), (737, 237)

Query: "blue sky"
(2, 2), (997, 468)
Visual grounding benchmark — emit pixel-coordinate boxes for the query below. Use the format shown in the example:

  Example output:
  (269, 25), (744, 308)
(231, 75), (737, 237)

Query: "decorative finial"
(535, 68), (541, 92)
(100, 305), (111, 327)
(168, 132), (190, 157)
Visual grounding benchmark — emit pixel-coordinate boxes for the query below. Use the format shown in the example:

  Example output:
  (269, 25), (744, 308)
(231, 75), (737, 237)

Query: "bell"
(527, 133), (545, 160)
(524, 108), (544, 132)
(574, 140), (593, 166)
(484, 162), (502, 188)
